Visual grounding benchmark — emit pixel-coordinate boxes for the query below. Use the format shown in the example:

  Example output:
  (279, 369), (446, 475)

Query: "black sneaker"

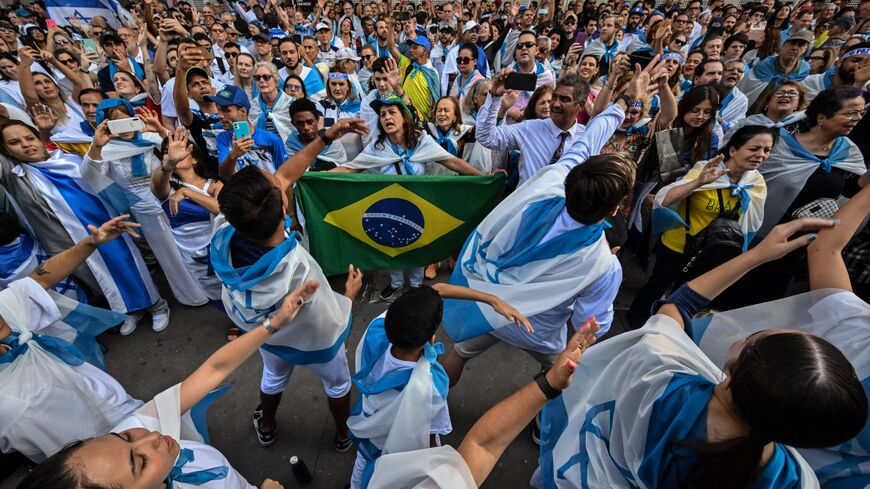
(335, 435), (353, 452)
(252, 406), (277, 446)
(378, 285), (398, 301)
(531, 413), (541, 446)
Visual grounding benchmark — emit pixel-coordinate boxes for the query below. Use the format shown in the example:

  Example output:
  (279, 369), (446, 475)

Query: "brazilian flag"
(296, 173), (504, 276)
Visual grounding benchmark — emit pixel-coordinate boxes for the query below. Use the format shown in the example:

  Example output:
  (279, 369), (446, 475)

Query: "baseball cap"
(370, 95), (414, 117)
(185, 66), (210, 83)
(439, 22), (455, 32)
(14, 8), (32, 17)
(407, 34), (431, 51)
(253, 32), (269, 43)
(205, 85), (251, 110)
(629, 6), (644, 15)
(786, 29), (814, 45)
(464, 20), (480, 31)
(315, 22), (331, 31)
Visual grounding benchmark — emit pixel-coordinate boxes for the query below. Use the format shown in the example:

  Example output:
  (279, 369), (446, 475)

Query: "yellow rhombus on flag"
(323, 183), (465, 258)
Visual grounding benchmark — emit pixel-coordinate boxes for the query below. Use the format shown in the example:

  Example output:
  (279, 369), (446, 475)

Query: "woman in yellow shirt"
(627, 125), (776, 328)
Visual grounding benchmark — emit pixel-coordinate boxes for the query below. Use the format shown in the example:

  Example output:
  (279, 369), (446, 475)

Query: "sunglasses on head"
(254, 74), (273, 81)
(517, 41), (536, 49)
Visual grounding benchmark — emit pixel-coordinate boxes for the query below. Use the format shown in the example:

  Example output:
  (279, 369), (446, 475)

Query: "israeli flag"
(46, 0), (134, 29)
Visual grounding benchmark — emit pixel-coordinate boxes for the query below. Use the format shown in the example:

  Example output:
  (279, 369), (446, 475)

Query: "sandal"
(334, 435), (353, 452)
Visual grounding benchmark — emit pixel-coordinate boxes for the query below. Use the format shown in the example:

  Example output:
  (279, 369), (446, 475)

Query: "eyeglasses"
(254, 74), (274, 81)
(672, 38), (686, 46)
(773, 90), (800, 97)
(457, 56), (474, 64)
(837, 109), (867, 119)
(517, 41), (536, 50)
(286, 84), (303, 91)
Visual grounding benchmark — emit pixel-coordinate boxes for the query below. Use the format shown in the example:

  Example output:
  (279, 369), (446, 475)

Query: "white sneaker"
(152, 309), (170, 333)
(120, 313), (143, 336)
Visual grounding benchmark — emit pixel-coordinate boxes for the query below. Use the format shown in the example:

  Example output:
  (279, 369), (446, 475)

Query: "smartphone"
(81, 38), (98, 54)
(292, 33), (302, 44)
(628, 52), (654, 70)
(504, 72), (537, 91)
(107, 117), (145, 134)
(233, 121), (251, 140)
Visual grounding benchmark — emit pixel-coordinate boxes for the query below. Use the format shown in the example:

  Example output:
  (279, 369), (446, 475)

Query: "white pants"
(389, 267), (424, 289)
(349, 434), (442, 489)
(258, 345), (352, 398)
(131, 203), (209, 307)
(180, 248), (222, 302)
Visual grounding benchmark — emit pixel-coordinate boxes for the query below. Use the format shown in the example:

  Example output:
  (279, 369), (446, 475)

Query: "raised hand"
(30, 104), (58, 132)
(271, 281), (320, 327)
(750, 218), (838, 264)
(344, 264), (363, 300)
(696, 155), (727, 185)
(168, 187), (187, 216)
(325, 118), (370, 140)
(135, 106), (165, 135)
(88, 214), (141, 246)
(93, 121), (117, 147)
(546, 317), (600, 390)
(165, 127), (192, 166)
(624, 54), (660, 102)
(382, 57), (402, 90)
(229, 135), (255, 159)
(489, 67), (515, 97)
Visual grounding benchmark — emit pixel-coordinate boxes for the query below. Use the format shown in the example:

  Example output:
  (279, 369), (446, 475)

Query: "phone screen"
(504, 73), (537, 92)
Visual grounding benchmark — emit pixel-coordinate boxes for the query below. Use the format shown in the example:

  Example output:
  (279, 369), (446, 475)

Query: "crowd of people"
(0, 0), (868, 487)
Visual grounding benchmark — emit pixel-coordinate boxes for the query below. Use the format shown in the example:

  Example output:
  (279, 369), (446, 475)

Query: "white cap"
(315, 22), (330, 31)
(464, 20), (480, 32)
(334, 47), (360, 61)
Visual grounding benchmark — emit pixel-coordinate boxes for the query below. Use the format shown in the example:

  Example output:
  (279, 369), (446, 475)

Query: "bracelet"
(262, 317), (278, 335)
(318, 128), (334, 145)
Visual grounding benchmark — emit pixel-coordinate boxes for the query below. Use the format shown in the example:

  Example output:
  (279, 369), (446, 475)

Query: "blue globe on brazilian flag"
(296, 173), (504, 276)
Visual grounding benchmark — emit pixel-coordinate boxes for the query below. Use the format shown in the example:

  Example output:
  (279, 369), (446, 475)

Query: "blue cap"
(630, 7), (644, 15)
(408, 34), (431, 51)
(15, 8), (32, 17)
(205, 85), (250, 110)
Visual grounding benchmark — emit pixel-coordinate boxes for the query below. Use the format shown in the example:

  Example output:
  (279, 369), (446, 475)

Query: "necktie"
(549, 131), (570, 165)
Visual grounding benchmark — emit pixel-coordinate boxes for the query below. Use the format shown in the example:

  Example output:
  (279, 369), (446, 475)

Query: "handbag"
(635, 127), (686, 185)
(791, 198), (840, 220)
(680, 189), (745, 281)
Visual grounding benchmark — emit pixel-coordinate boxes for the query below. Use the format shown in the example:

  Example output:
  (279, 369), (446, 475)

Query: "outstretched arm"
(432, 283), (532, 332)
(657, 218), (838, 330)
(29, 215), (141, 290)
(458, 319), (599, 486)
(179, 282), (318, 414)
(807, 183), (870, 291)
(276, 118), (369, 189)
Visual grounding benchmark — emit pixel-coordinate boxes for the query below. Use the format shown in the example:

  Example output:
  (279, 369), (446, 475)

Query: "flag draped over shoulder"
(46, 0), (133, 29)
(295, 173), (504, 276)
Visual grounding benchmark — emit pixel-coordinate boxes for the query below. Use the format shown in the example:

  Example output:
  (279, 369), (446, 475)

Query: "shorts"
(259, 345), (352, 398)
(452, 333), (558, 369)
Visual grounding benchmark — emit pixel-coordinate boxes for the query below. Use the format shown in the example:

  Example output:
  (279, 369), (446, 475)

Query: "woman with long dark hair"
(541, 212), (867, 489)
(675, 85), (720, 167)
(150, 128), (223, 302)
(627, 125), (775, 327)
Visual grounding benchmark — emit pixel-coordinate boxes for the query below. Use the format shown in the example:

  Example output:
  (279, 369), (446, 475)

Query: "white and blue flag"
(46, 0), (134, 30)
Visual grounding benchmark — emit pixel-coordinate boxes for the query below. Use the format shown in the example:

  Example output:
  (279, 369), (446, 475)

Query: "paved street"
(1, 263), (640, 489)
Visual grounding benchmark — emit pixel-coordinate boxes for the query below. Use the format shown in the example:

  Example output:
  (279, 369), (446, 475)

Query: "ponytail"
(676, 434), (766, 489)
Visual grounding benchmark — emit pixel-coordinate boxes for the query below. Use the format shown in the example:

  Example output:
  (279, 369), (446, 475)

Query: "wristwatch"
(617, 94), (635, 107)
(262, 317), (278, 335)
(534, 370), (562, 400)
(318, 128), (333, 145)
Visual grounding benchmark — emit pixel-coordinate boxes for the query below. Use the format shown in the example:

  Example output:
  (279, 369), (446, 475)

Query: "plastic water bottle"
(290, 456), (313, 487)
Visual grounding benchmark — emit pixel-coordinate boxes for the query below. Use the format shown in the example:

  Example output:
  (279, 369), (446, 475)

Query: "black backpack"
(679, 188), (745, 281)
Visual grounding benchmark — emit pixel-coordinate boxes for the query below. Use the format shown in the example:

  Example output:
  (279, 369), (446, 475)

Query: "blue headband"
(844, 48), (870, 59)
(661, 52), (684, 63)
(328, 72), (350, 80)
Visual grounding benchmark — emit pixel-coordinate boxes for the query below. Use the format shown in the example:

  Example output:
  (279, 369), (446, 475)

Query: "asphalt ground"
(0, 260), (642, 489)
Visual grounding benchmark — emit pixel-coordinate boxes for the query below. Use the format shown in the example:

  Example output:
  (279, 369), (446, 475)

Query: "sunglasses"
(457, 56), (474, 64)
(254, 74), (274, 81)
(225, 52), (238, 57)
(673, 39), (686, 46)
(361, 54), (373, 60)
(517, 41), (536, 50)
(286, 84), (303, 91)
(59, 58), (77, 65)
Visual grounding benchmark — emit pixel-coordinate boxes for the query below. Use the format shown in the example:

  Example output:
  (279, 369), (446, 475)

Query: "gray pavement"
(0, 261), (644, 489)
